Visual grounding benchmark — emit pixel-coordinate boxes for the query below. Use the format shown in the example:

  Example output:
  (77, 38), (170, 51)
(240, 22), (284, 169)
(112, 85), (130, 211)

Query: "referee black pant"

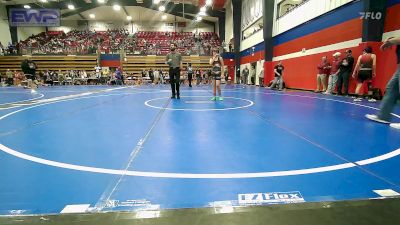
(169, 67), (181, 97)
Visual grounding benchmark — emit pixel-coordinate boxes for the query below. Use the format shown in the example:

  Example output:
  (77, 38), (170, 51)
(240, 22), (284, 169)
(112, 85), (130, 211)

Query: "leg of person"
(367, 66), (400, 123)
(278, 77), (284, 91)
(175, 68), (180, 99)
(342, 71), (350, 95)
(316, 74), (321, 92)
(170, 68), (176, 98)
(211, 79), (217, 101)
(321, 74), (327, 92)
(217, 80), (223, 100)
(189, 74), (192, 87)
(325, 75), (333, 94)
(354, 82), (363, 101)
(337, 73), (343, 95)
(331, 74), (339, 94)
(269, 77), (278, 89)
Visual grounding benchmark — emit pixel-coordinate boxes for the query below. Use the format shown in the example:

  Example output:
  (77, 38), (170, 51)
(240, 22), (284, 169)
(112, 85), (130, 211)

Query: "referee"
(166, 43), (183, 99)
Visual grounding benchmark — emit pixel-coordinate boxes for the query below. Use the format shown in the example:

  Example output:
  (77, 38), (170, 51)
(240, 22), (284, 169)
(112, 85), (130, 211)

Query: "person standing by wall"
(242, 66), (249, 85)
(21, 58), (38, 92)
(258, 66), (265, 87)
(315, 56), (331, 93)
(187, 63), (194, 87)
(270, 61), (285, 91)
(337, 50), (355, 96)
(325, 52), (341, 95)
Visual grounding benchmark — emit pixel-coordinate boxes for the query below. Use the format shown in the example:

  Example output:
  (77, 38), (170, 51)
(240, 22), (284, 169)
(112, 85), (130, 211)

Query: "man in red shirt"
(315, 56), (330, 92)
(324, 52), (341, 94)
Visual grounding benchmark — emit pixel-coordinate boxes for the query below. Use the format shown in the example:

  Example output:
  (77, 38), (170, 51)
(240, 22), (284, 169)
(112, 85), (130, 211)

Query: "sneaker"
(365, 114), (390, 124)
(171, 95), (176, 99)
(177, 96), (180, 99)
(210, 96), (217, 101)
(390, 123), (400, 129)
(368, 98), (377, 102)
(218, 97), (224, 101)
(353, 98), (362, 102)
(31, 89), (37, 94)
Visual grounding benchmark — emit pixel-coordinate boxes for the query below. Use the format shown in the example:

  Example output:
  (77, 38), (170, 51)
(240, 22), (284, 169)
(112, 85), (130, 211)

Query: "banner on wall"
(9, 9), (60, 27)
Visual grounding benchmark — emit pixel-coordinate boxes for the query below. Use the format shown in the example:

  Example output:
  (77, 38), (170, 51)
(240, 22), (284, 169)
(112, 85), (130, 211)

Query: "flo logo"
(238, 191), (305, 205)
(359, 12), (382, 20)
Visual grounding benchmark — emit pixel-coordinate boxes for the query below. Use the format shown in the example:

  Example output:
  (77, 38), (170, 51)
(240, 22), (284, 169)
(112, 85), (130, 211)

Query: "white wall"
(225, 0), (234, 44)
(240, 28), (263, 51)
(273, 0), (354, 36)
(48, 20), (78, 33)
(17, 26), (46, 42)
(0, 3), (12, 46)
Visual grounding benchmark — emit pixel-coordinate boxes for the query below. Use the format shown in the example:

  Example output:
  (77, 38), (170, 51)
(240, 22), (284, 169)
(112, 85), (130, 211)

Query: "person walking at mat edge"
(366, 37), (400, 129)
(166, 43), (183, 99)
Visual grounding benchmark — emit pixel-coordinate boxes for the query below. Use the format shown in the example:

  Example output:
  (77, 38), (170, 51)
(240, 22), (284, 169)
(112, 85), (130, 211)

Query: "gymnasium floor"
(0, 84), (399, 217)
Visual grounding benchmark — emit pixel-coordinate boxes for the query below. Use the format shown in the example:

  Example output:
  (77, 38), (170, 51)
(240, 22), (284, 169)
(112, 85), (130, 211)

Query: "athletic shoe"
(390, 123), (400, 129)
(210, 96), (217, 101)
(365, 114), (390, 124)
(171, 96), (176, 99)
(353, 98), (362, 102)
(177, 96), (180, 99)
(218, 97), (224, 101)
(368, 98), (377, 102)
(31, 89), (37, 94)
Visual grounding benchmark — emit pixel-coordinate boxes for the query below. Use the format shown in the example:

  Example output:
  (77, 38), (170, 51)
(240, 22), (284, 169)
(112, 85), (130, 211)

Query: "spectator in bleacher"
(6, 69), (14, 86)
(270, 61), (285, 91)
(325, 52), (341, 95)
(166, 43), (183, 99)
(337, 50), (355, 96)
(352, 46), (376, 102)
(115, 68), (123, 85)
(315, 56), (330, 93)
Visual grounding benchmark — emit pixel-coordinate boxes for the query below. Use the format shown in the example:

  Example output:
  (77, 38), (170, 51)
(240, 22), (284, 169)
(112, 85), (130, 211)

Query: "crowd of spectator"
(6, 30), (221, 56)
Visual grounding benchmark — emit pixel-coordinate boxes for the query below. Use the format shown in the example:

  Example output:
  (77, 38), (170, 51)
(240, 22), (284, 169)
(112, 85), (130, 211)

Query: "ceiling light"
(113, 4), (121, 11)
(159, 5), (165, 11)
(196, 16), (202, 21)
(127, 16), (132, 21)
(98, 0), (105, 3)
(39, 0), (48, 3)
(153, 0), (160, 4)
(200, 6), (206, 12)
(89, 14), (95, 18)
(24, 5), (31, 9)
(199, 11), (206, 16)
(67, 4), (75, 10)
(206, 0), (212, 6)
(161, 15), (167, 20)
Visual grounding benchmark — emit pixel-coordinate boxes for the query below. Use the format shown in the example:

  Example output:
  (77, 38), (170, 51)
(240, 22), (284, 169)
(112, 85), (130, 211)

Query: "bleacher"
(0, 55), (98, 75)
(122, 55), (213, 75)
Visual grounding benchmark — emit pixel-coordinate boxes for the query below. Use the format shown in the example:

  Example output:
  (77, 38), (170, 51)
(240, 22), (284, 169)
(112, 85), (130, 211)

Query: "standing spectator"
(337, 50), (355, 95)
(153, 69), (160, 85)
(325, 52), (341, 95)
(365, 37), (400, 129)
(250, 65), (256, 85)
(236, 68), (240, 84)
(187, 63), (194, 87)
(270, 61), (284, 91)
(259, 67), (265, 87)
(242, 66), (249, 85)
(115, 67), (123, 85)
(315, 56), (331, 92)
(149, 68), (154, 83)
(196, 68), (202, 85)
(352, 46), (376, 102)
(166, 43), (183, 99)
(21, 58), (38, 92)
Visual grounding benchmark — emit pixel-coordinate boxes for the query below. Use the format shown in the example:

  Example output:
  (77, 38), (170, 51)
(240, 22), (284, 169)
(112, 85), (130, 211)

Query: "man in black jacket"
(337, 49), (354, 95)
(21, 58), (38, 91)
